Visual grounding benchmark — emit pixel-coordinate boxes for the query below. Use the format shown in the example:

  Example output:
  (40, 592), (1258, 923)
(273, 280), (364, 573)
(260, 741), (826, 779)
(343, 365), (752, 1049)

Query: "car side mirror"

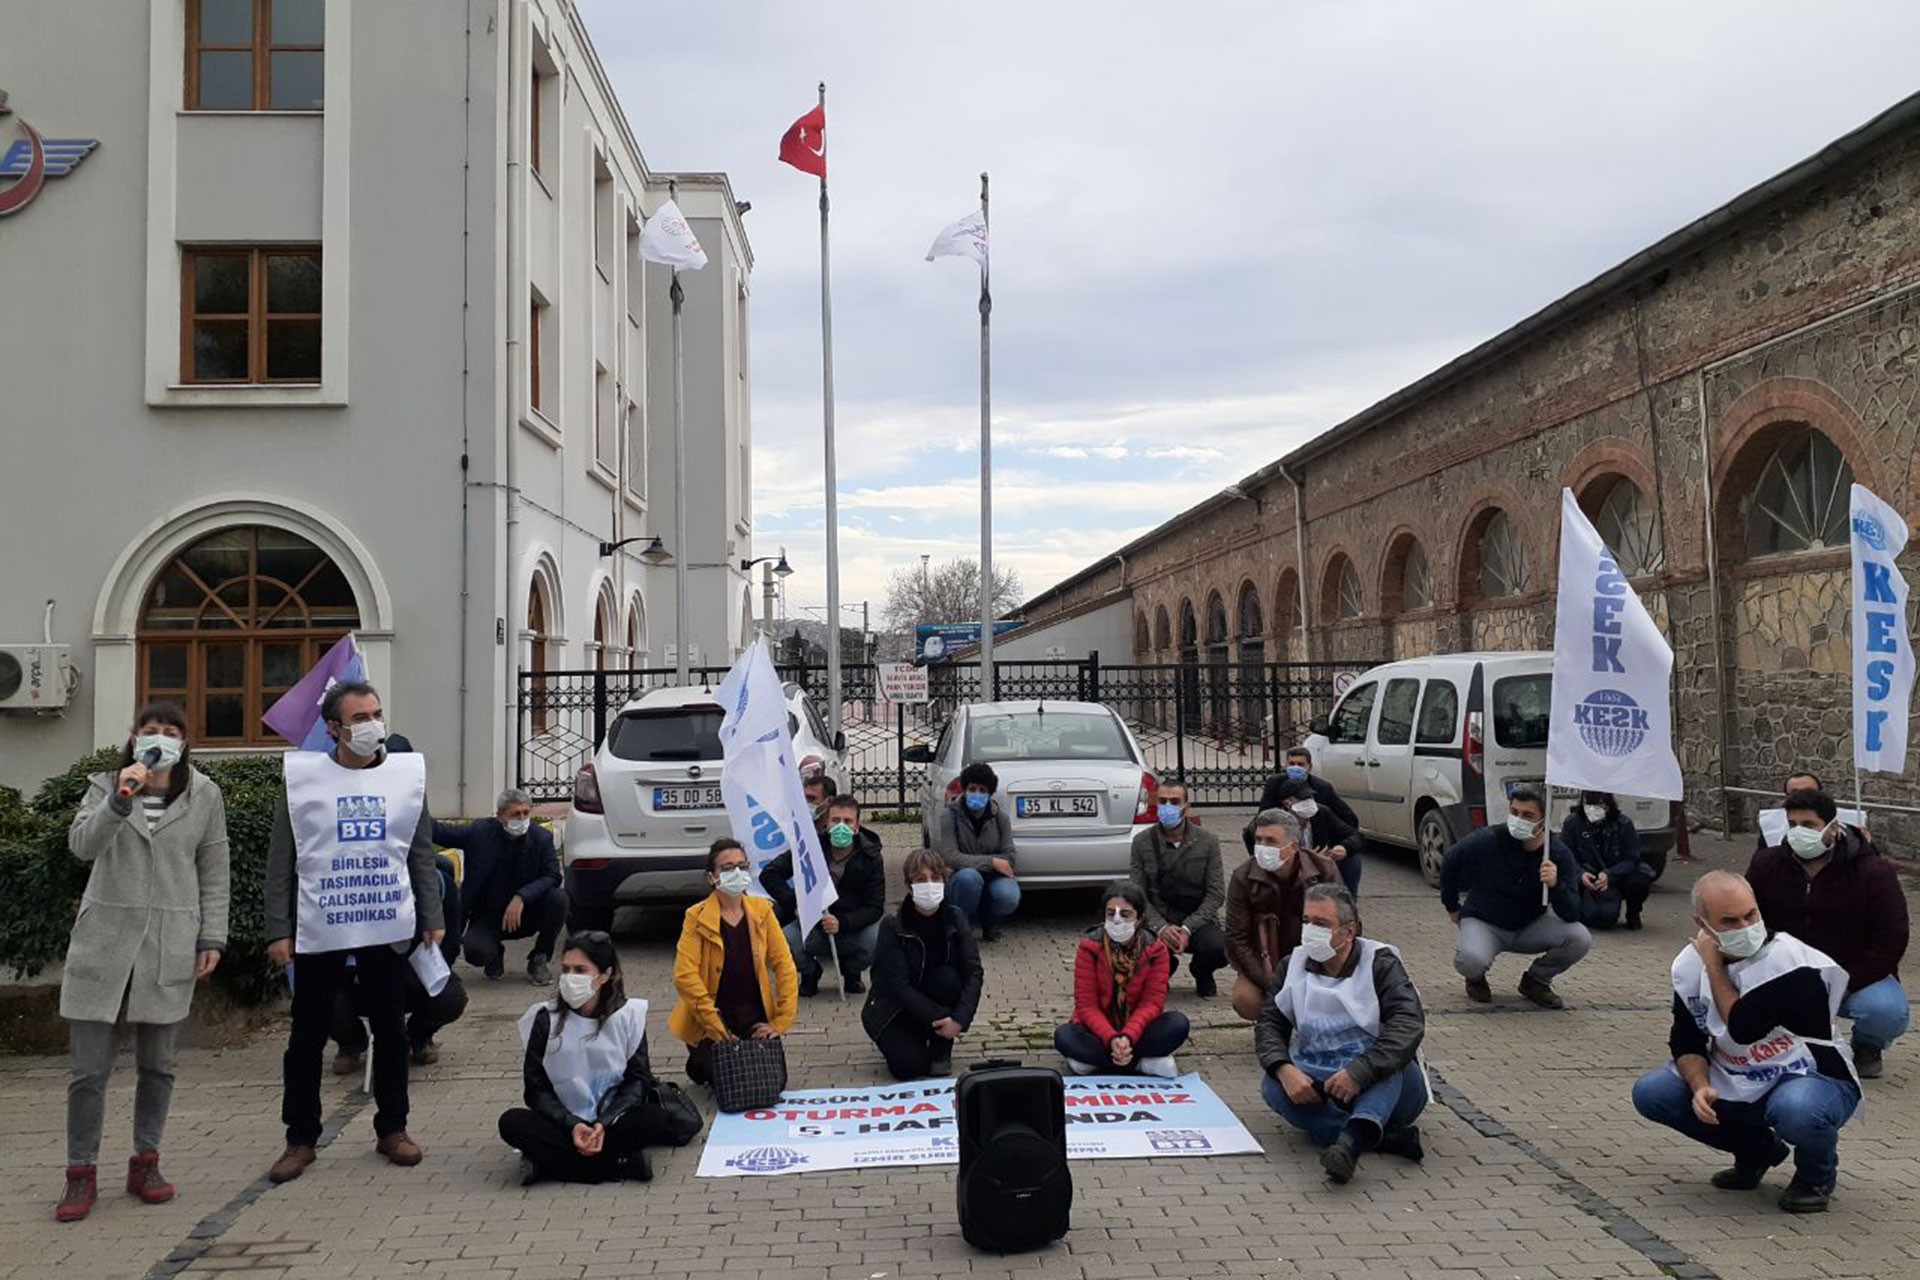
(1309, 714), (1330, 735)
(900, 744), (935, 764)
(833, 730), (847, 753)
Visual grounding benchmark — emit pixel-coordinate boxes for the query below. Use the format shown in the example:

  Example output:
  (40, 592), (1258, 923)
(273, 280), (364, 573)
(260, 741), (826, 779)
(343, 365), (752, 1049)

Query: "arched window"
(138, 526), (360, 744)
(1236, 581), (1265, 730)
(1323, 554), (1363, 622)
(1585, 476), (1664, 577)
(1135, 612), (1151, 657)
(1204, 593), (1231, 732)
(1153, 605), (1171, 651)
(1744, 428), (1854, 557)
(593, 588), (615, 672)
(527, 575), (552, 732)
(626, 593), (646, 665)
(1236, 582), (1264, 644)
(1177, 599), (1200, 722)
(1383, 536), (1431, 613)
(1476, 511), (1529, 600)
(1276, 570), (1303, 632)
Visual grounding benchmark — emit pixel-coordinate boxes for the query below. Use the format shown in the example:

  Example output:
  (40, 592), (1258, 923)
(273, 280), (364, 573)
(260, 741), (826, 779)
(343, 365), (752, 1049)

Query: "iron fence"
(515, 655), (1372, 810)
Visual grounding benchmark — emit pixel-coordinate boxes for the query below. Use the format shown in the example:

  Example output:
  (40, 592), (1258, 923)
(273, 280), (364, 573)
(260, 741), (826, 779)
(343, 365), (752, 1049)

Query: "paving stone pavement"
(3, 815), (1917, 1279)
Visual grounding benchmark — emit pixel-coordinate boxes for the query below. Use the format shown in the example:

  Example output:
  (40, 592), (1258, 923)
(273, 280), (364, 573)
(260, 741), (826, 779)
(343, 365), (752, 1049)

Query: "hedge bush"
(0, 751), (289, 1005)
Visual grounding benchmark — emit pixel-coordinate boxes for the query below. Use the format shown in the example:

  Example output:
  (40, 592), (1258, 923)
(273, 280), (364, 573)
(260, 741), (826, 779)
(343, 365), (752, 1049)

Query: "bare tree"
(881, 557), (1023, 637)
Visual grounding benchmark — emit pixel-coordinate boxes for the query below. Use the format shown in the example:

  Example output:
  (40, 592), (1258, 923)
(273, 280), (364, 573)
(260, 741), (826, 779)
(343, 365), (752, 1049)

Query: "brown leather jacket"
(1224, 847), (1341, 988)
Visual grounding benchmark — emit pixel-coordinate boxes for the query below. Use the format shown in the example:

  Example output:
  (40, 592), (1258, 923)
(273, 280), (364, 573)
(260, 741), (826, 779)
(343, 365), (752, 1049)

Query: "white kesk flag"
(1850, 483), (1914, 773)
(716, 639), (835, 938)
(925, 207), (988, 268)
(639, 199), (708, 270)
(1547, 488), (1684, 800)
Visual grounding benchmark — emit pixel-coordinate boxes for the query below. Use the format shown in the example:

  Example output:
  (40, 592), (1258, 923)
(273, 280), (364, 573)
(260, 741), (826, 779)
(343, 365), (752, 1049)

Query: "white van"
(1303, 652), (1675, 887)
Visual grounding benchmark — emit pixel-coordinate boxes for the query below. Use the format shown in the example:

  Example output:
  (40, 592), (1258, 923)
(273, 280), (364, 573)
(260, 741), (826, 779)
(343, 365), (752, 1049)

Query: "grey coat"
(932, 800), (1016, 873)
(1129, 823), (1226, 932)
(61, 769), (231, 1025)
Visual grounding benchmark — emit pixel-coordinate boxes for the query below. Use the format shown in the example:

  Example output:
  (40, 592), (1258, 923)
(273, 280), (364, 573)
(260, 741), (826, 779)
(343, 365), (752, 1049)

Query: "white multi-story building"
(0, 0), (756, 814)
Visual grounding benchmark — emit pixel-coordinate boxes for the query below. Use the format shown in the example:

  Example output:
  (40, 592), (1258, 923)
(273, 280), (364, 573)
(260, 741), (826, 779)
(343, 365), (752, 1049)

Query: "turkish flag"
(779, 104), (826, 178)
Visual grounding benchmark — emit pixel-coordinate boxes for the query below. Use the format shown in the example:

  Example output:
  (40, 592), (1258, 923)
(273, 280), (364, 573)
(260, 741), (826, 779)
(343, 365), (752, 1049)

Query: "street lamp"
(598, 534), (673, 566)
(741, 549), (795, 640)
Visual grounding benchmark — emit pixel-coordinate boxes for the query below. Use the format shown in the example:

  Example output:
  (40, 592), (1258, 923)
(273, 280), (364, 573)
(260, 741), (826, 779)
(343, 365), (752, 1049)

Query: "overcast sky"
(578, 0), (1920, 631)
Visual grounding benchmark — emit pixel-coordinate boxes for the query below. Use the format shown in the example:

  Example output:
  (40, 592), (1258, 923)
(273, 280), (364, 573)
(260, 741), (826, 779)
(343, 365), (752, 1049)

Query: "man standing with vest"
(1631, 871), (1860, 1214)
(262, 681), (444, 1183)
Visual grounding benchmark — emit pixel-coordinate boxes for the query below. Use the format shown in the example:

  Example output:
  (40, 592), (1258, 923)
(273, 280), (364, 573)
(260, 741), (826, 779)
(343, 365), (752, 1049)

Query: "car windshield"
(1492, 675), (1551, 749)
(966, 713), (1132, 763)
(607, 707), (725, 761)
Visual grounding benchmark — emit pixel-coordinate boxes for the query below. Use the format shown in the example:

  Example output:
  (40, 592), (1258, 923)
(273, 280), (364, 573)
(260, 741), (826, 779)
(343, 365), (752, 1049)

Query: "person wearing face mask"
(802, 772), (837, 823)
(1128, 779), (1228, 998)
(1258, 884), (1428, 1184)
(499, 932), (691, 1183)
(760, 795), (886, 996)
(863, 851), (985, 1079)
(432, 788), (566, 986)
(1439, 784), (1590, 1009)
(53, 703), (230, 1223)
(1248, 776), (1365, 898)
(1226, 810), (1342, 1022)
(934, 762), (1021, 941)
(1631, 871), (1861, 1213)
(1560, 791), (1655, 931)
(669, 839), (799, 1085)
(262, 681), (445, 1184)
(1054, 882), (1190, 1076)
(1745, 788), (1908, 1080)
(1257, 747), (1360, 831)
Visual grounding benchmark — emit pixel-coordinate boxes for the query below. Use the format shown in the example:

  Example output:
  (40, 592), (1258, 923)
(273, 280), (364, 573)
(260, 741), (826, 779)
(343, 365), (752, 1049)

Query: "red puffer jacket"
(1069, 934), (1171, 1044)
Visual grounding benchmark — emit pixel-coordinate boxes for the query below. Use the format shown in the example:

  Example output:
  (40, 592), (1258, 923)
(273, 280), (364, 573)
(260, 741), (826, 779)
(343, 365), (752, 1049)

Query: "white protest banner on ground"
(717, 639), (835, 935)
(1850, 483), (1914, 774)
(1547, 488), (1684, 800)
(876, 662), (929, 705)
(695, 1073), (1261, 1177)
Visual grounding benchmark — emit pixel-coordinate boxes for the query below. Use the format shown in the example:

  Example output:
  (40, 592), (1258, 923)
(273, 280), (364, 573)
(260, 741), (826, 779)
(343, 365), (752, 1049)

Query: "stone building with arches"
(0, 1), (755, 813)
(1015, 93), (1920, 832)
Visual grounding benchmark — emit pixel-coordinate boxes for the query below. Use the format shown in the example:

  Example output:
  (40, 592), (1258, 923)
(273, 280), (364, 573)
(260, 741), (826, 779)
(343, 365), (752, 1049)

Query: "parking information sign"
(876, 662), (929, 705)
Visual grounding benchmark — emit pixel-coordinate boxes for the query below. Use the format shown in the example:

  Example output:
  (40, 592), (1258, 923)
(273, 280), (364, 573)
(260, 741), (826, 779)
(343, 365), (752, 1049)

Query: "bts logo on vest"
(286, 752), (426, 953)
(336, 795), (388, 842)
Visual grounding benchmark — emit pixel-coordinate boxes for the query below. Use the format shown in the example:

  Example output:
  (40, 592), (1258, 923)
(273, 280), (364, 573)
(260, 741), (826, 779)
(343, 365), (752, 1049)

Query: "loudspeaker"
(954, 1059), (1071, 1253)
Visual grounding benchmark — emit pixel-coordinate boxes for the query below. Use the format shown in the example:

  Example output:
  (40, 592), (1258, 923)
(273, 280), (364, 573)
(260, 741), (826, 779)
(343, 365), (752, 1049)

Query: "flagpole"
(671, 187), (690, 683)
(977, 171), (994, 702)
(818, 82), (844, 740)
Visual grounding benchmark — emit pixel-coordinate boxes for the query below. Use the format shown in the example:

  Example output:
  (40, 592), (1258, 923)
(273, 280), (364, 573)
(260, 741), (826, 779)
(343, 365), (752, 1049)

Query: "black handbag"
(708, 1036), (787, 1113)
(644, 1079), (705, 1146)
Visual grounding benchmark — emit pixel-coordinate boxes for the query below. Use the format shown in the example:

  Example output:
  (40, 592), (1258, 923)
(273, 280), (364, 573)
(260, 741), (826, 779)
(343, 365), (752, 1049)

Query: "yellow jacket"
(668, 892), (798, 1045)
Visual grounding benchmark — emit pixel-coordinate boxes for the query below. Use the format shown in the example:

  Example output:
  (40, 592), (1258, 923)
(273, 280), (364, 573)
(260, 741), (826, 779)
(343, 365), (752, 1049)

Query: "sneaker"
(125, 1151), (175, 1205)
(843, 974), (866, 996)
(1377, 1125), (1425, 1162)
(54, 1165), (96, 1223)
(1710, 1139), (1789, 1190)
(1517, 973), (1565, 1010)
(527, 956), (554, 986)
(375, 1132), (424, 1167)
(1194, 969), (1218, 999)
(1854, 1041), (1884, 1080)
(267, 1145), (316, 1184)
(1464, 976), (1492, 1004)
(518, 1157), (544, 1187)
(1320, 1132), (1361, 1184)
(409, 1040), (440, 1066)
(929, 1042), (954, 1077)
(1064, 1058), (1097, 1075)
(799, 967), (821, 999)
(484, 954), (505, 980)
(332, 1050), (365, 1077)
(1778, 1180), (1834, 1213)
(1138, 1055), (1179, 1079)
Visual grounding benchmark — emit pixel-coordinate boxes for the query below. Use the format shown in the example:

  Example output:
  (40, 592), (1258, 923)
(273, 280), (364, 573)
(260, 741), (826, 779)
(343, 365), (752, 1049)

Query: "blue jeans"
(1631, 1066), (1859, 1187)
(948, 867), (1022, 929)
(783, 919), (880, 979)
(1839, 976), (1909, 1050)
(1261, 1060), (1428, 1147)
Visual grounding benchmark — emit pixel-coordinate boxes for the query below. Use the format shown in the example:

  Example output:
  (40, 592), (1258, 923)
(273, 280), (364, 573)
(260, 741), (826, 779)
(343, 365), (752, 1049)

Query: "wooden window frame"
(185, 0), (325, 112)
(181, 245), (323, 385)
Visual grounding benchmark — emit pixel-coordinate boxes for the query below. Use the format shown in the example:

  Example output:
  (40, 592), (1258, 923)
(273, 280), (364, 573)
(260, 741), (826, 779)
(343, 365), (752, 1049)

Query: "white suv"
(1304, 652), (1676, 887)
(563, 683), (846, 929)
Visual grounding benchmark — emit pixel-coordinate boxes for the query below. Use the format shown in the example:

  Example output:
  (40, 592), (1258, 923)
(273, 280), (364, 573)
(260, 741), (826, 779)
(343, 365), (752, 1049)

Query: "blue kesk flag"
(262, 634), (364, 751)
(1849, 483), (1914, 774)
(1547, 489), (1683, 800)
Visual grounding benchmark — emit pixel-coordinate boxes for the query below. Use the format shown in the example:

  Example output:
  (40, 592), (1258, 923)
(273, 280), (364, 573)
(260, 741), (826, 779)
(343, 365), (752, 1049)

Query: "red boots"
(127, 1151), (176, 1204)
(54, 1153), (175, 1221)
(55, 1165), (96, 1222)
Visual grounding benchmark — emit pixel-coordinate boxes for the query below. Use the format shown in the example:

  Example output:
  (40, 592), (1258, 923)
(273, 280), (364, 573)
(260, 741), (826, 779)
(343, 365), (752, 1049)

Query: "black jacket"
(1242, 797), (1363, 858)
(760, 827), (887, 934)
(521, 1003), (654, 1129)
(862, 900), (984, 1037)
(1257, 773), (1359, 830)
(1560, 811), (1645, 881)
(1439, 825), (1581, 929)
(432, 817), (562, 923)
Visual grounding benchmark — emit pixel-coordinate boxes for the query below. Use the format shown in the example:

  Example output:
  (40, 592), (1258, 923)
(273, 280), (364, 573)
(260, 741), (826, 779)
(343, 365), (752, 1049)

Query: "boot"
(1464, 976), (1492, 1004)
(929, 1041), (954, 1077)
(410, 1040), (440, 1066)
(527, 955), (554, 986)
(1377, 1125), (1425, 1162)
(1624, 902), (1643, 931)
(55, 1165), (97, 1223)
(1778, 1180), (1834, 1213)
(798, 964), (820, 999)
(1517, 972), (1565, 1010)
(1710, 1138), (1789, 1190)
(375, 1132), (424, 1167)
(126, 1151), (175, 1205)
(1194, 968), (1218, 999)
(267, 1145), (316, 1184)
(1853, 1039), (1884, 1080)
(1320, 1132), (1361, 1184)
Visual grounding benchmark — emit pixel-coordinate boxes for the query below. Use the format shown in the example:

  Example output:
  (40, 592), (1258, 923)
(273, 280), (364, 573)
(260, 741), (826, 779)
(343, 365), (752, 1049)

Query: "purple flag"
(262, 634), (363, 750)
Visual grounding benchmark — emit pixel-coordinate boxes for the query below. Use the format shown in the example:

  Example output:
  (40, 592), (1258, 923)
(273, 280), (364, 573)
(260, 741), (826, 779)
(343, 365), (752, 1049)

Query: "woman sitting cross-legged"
(1053, 881), (1190, 1078)
(498, 932), (695, 1184)
(862, 850), (985, 1079)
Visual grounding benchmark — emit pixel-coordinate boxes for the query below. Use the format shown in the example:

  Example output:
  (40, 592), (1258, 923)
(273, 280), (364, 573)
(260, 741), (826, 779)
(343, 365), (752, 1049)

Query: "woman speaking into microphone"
(54, 702), (230, 1223)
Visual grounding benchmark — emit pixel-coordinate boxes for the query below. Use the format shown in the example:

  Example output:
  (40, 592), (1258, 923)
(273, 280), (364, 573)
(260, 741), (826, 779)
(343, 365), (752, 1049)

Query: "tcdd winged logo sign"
(0, 89), (99, 218)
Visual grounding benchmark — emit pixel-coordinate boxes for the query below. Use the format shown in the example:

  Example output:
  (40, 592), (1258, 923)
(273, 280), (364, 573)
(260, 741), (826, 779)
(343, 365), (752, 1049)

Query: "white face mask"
(1104, 915), (1136, 946)
(1785, 825), (1831, 860)
(1299, 922), (1339, 964)
(504, 817), (532, 838)
(341, 719), (387, 757)
(1507, 815), (1541, 842)
(1582, 805), (1607, 825)
(1711, 918), (1767, 961)
(716, 867), (754, 897)
(909, 881), (946, 911)
(1291, 799), (1320, 821)
(1253, 844), (1285, 873)
(557, 972), (598, 1009)
(133, 733), (184, 769)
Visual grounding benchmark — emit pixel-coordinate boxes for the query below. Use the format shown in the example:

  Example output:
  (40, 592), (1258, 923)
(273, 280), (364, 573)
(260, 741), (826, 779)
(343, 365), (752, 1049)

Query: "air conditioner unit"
(0, 644), (72, 710)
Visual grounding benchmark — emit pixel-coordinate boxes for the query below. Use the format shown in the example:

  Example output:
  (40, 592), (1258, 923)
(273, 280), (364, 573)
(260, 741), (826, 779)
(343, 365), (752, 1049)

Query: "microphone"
(119, 746), (165, 799)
